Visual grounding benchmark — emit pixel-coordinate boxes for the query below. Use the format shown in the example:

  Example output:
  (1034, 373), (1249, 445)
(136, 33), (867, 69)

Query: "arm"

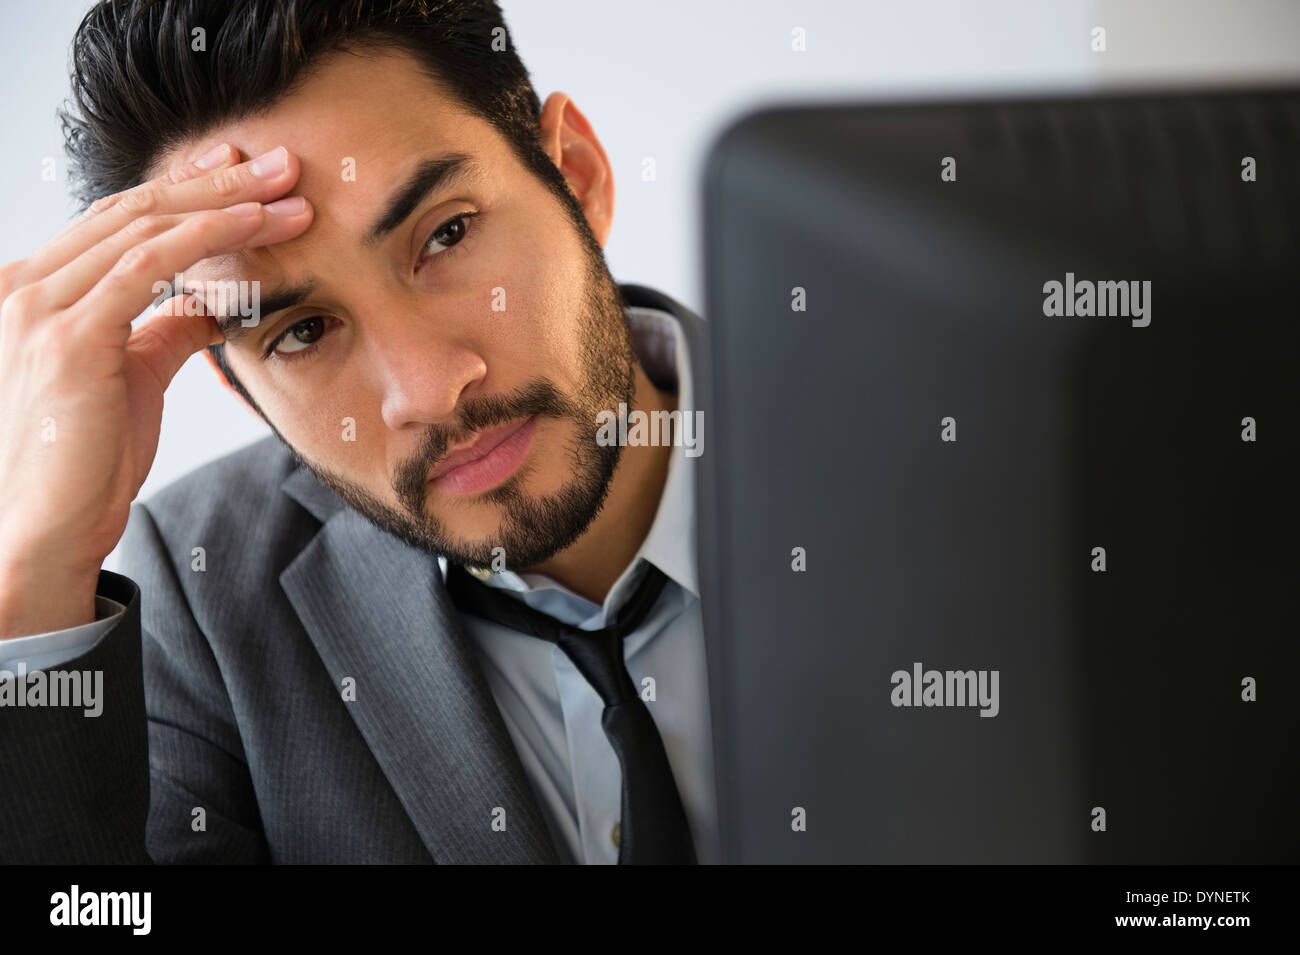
(0, 571), (150, 863)
(0, 141), (311, 864)
(0, 504), (272, 864)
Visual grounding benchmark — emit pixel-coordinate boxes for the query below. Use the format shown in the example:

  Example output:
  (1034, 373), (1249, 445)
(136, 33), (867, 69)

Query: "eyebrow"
(216, 152), (479, 346)
(366, 152), (477, 247)
(218, 279), (318, 345)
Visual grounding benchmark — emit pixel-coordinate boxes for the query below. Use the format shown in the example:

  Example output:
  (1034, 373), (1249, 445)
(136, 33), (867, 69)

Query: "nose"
(362, 301), (489, 432)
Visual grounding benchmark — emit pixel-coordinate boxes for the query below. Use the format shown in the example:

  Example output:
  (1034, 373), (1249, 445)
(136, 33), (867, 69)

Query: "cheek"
(478, 224), (591, 375)
(259, 380), (385, 478)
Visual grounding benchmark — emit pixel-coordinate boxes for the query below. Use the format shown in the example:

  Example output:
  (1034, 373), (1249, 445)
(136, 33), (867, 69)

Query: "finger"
(35, 196), (312, 309)
(26, 144), (299, 283)
(126, 293), (223, 393)
(67, 201), (314, 337)
(25, 143), (241, 280)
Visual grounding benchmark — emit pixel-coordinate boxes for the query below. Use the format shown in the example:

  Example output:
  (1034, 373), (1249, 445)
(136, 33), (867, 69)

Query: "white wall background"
(0, 0), (1296, 571)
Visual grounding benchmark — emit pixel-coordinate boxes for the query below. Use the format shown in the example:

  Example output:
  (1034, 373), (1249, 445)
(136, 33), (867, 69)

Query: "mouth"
(427, 415), (537, 495)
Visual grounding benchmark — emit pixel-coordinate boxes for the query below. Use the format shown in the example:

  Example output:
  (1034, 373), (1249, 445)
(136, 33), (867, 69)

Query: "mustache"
(392, 379), (575, 507)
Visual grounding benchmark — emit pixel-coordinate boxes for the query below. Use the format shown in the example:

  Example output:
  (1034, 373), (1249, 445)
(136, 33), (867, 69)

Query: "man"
(0, 0), (715, 864)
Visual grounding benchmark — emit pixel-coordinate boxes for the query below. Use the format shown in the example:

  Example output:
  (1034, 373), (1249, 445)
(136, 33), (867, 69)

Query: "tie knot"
(443, 560), (671, 706)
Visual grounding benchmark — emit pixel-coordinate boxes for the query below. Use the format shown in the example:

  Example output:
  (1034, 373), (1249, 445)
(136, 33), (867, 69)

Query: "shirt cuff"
(0, 596), (126, 672)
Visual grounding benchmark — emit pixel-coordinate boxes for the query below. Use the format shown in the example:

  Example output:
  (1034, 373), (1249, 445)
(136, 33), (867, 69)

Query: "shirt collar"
(618, 304), (698, 599)
(439, 302), (699, 613)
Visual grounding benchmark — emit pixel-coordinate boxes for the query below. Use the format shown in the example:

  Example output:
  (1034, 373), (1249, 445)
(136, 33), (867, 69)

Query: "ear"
(538, 92), (615, 245)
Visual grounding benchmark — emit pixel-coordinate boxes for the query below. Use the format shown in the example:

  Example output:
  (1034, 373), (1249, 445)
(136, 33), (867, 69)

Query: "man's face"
(157, 48), (636, 570)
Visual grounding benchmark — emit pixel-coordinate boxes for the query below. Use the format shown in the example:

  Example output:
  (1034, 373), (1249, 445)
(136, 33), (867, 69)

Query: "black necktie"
(444, 560), (698, 865)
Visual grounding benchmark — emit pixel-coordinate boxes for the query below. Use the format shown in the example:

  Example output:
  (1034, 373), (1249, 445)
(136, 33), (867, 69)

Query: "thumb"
(126, 294), (223, 391)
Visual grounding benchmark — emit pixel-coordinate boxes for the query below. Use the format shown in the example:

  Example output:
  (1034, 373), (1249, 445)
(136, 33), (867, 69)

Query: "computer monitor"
(698, 88), (1299, 863)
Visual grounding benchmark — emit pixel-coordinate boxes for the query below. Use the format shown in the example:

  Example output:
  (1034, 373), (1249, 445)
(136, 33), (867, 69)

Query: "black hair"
(60, 0), (583, 410)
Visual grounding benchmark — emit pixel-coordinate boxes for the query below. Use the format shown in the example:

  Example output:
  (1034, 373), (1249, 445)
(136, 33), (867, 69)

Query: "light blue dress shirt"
(0, 303), (718, 866)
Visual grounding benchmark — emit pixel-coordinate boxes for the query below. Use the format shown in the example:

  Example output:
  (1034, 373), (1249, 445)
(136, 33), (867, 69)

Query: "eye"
(417, 211), (479, 270)
(263, 211), (479, 364)
(267, 315), (330, 361)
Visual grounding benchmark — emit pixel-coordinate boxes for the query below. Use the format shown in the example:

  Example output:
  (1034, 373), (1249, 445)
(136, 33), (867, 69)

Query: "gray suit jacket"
(0, 283), (707, 864)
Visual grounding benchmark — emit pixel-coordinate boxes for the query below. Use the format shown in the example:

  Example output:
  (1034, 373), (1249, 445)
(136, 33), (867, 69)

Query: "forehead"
(149, 46), (504, 284)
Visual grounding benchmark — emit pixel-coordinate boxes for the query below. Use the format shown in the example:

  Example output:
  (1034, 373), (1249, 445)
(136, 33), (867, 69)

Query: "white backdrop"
(0, 0), (1296, 571)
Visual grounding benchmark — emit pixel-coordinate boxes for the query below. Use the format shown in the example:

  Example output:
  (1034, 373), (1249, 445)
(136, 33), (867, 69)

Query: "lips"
(427, 417), (533, 482)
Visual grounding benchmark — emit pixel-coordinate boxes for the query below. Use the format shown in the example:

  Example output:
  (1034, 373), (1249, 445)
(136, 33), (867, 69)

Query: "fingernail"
(195, 143), (231, 170)
(264, 196), (306, 216)
(224, 202), (261, 217)
(249, 146), (287, 179)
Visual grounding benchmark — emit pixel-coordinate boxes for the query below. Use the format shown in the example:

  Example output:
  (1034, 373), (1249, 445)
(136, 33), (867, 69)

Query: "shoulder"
(142, 434), (301, 529)
(120, 435), (323, 589)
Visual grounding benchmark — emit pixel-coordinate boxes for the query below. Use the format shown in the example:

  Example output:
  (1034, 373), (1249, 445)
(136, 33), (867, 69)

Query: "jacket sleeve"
(0, 502), (270, 863)
(0, 570), (151, 863)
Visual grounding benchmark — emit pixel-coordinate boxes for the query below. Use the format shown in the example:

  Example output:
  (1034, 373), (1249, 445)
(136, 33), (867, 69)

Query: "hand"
(0, 144), (313, 638)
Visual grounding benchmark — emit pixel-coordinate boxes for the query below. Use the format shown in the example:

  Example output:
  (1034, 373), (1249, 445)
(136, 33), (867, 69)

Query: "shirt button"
(610, 821), (622, 849)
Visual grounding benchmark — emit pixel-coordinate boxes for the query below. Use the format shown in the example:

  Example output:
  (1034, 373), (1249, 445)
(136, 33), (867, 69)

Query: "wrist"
(0, 555), (103, 640)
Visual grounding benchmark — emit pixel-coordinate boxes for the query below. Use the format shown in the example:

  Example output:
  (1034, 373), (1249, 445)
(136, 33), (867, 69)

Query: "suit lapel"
(278, 468), (560, 864)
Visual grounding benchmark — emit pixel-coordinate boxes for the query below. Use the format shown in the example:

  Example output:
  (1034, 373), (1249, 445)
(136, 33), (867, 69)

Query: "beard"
(286, 229), (637, 573)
